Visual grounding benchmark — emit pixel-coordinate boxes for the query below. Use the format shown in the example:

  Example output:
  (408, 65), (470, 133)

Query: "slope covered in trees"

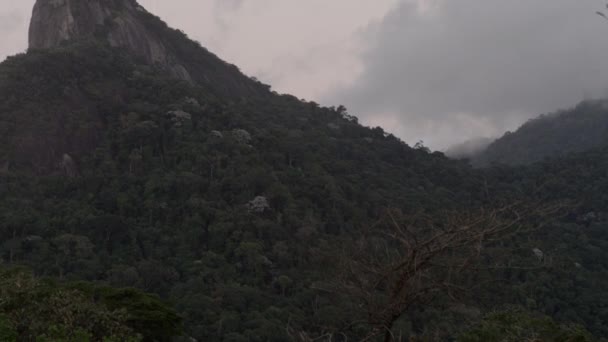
(28, 0), (269, 99)
(1, 40), (607, 341)
(472, 100), (608, 166)
(1, 2), (608, 340)
(0, 266), (181, 341)
(0, 41), (486, 341)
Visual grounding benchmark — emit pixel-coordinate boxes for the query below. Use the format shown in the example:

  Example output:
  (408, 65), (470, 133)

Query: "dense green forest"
(471, 100), (608, 166)
(1, 2), (608, 341)
(0, 266), (180, 341)
(1, 41), (607, 341)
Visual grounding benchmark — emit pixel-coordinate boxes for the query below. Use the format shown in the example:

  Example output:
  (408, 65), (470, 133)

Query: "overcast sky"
(1, 0), (608, 149)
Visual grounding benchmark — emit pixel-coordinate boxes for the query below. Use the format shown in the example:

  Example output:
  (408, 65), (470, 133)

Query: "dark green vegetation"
(0, 266), (180, 341)
(459, 308), (593, 342)
(472, 100), (608, 166)
(134, 6), (270, 99)
(1, 9), (608, 341)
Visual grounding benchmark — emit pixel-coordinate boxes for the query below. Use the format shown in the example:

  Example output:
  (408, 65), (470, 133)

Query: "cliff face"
(29, 0), (267, 98)
(29, 0), (191, 81)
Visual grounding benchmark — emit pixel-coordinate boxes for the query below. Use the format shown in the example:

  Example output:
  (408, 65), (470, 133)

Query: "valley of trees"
(0, 3), (607, 341)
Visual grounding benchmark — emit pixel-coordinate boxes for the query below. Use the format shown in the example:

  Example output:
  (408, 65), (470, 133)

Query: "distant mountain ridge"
(470, 100), (608, 166)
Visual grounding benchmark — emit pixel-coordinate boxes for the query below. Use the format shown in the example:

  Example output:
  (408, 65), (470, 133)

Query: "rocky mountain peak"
(28, 0), (268, 98)
(29, 0), (192, 81)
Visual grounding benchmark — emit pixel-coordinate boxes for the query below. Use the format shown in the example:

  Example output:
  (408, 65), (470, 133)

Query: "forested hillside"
(0, 266), (181, 341)
(472, 100), (608, 166)
(0, 42), (484, 341)
(0, 1), (607, 341)
(1, 41), (606, 341)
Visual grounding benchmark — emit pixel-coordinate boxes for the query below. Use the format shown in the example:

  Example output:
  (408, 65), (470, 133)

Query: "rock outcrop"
(29, 0), (192, 82)
(29, 0), (267, 98)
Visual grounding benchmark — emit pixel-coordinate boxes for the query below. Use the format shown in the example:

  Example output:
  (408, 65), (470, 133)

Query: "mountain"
(2, 5), (484, 338)
(29, 0), (268, 99)
(472, 100), (608, 166)
(1, 0), (607, 341)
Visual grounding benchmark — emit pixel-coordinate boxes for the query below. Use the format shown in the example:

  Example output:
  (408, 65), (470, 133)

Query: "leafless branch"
(324, 200), (567, 341)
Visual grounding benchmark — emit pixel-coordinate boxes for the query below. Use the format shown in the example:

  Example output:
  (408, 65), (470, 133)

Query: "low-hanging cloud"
(214, 0), (244, 12)
(327, 0), (608, 150)
(0, 12), (22, 32)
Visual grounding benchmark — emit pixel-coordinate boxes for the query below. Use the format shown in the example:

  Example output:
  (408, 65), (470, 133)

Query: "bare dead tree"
(320, 201), (565, 342)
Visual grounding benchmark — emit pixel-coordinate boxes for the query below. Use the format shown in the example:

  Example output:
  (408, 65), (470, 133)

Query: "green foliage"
(0, 315), (17, 342)
(0, 266), (148, 341)
(72, 284), (182, 341)
(0, 36), (606, 341)
(134, 6), (270, 99)
(473, 100), (608, 166)
(0, 42), (483, 340)
(460, 309), (594, 342)
(0, 265), (181, 340)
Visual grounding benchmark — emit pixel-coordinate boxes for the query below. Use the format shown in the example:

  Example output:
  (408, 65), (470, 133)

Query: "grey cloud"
(214, 0), (244, 12)
(0, 5), (29, 62)
(212, 0), (246, 32)
(327, 0), (608, 149)
(0, 12), (23, 32)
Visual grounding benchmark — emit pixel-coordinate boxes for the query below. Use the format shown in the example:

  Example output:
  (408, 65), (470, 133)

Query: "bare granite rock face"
(29, 0), (191, 81)
(28, 0), (269, 98)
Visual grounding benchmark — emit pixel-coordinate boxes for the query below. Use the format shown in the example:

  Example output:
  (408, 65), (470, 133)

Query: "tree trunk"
(383, 321), (395, 342)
